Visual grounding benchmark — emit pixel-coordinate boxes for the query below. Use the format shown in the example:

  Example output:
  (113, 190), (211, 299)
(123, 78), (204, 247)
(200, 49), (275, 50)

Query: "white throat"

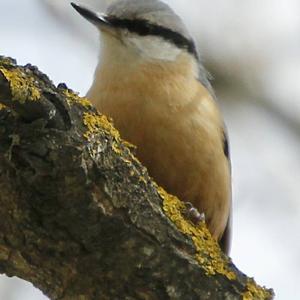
(125, 35), (182, 61)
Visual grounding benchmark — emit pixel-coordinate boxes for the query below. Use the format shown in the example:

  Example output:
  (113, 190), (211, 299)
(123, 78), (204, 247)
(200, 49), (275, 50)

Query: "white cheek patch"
(126, 34), (182, 61)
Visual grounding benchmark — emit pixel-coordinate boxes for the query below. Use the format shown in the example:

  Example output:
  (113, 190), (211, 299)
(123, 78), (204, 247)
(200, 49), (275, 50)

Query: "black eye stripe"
(107, 17), (198, 59)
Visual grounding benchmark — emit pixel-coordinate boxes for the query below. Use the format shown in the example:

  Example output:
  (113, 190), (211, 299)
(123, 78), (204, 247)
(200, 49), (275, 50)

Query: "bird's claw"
(183, 202), (205, 225)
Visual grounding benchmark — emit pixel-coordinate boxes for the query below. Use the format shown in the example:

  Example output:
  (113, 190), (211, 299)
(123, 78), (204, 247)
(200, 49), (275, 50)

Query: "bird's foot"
(183, 202), (205, 225)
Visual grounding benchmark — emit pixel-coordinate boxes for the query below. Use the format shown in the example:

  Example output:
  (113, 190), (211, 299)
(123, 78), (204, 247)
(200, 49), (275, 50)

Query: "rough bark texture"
(0, 56), (274, 300)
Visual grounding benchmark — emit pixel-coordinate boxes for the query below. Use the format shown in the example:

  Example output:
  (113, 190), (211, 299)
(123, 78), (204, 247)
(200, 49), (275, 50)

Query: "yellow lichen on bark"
(0, 67), (41, 102)
(83, 112), (120, 142)
(158, 186), (236, 279)
(82, 110), (140, 162)
(62, 89), (93, 108)
(159, 187), (273, 299)
(243, 279), (274, 300)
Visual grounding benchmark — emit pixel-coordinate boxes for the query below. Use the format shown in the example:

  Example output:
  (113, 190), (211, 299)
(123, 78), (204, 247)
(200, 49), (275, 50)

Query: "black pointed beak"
(71, 2), (110, 27)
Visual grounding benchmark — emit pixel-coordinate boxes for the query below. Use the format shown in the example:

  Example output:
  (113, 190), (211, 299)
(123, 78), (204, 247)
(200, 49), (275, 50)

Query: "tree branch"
(0, 56), (273, 300)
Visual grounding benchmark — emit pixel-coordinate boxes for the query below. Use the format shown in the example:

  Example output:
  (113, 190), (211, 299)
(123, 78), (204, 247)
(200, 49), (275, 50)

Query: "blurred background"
(0, 0), (299, 299)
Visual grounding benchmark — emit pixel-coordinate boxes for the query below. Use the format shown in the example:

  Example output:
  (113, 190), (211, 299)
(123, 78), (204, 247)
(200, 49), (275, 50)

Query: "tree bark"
(0, 56), (273, 300)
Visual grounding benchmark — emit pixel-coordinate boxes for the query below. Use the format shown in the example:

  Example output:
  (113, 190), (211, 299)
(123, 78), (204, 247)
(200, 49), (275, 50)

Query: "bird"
(71, 0), (232, 254)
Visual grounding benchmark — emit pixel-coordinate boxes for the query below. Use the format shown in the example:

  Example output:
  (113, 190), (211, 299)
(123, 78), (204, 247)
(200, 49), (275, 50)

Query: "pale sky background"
(0, 0), (300, 299)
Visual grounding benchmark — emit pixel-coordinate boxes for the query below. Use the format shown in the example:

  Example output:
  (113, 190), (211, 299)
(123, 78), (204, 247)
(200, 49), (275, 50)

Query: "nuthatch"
(71, 0), (232, 254)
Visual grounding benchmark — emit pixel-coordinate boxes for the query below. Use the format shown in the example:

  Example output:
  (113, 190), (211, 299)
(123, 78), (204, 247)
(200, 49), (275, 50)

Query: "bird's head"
(71, 0), (199, 65)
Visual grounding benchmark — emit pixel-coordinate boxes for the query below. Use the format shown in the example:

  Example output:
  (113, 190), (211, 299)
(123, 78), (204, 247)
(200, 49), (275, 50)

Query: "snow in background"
(0, 0), (299, 299)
